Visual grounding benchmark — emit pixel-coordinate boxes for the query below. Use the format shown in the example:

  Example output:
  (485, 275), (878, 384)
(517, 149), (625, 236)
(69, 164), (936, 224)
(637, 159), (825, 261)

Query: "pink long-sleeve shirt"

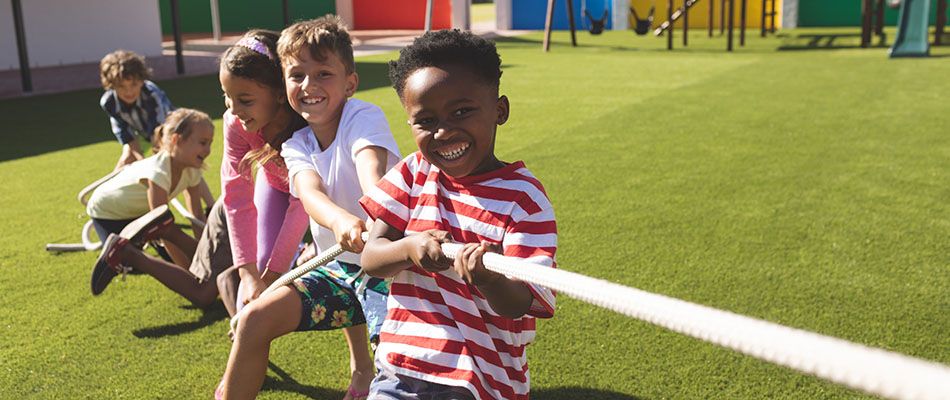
(220, 110), (307, 273)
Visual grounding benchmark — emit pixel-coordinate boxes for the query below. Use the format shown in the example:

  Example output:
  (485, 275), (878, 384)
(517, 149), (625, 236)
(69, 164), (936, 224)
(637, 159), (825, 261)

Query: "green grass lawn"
(2, 28), (949, 399)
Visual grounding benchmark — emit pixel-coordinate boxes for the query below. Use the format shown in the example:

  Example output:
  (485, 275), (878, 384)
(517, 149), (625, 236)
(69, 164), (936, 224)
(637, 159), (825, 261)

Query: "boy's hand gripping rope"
(231, 237), (950, 400)
(228, 233), (369, 331)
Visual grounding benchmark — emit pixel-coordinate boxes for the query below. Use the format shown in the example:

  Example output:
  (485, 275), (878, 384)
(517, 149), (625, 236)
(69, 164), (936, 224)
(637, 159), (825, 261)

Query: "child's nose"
(433, 125), (455, 140)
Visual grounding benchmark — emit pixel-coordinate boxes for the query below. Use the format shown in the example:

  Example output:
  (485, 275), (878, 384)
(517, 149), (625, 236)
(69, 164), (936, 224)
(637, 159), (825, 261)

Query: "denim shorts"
(368, 368), (476, 400)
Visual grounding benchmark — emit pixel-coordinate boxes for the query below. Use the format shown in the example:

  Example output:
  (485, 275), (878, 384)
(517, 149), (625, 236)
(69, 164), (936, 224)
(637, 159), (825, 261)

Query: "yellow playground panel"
(629, 0), (783, 30)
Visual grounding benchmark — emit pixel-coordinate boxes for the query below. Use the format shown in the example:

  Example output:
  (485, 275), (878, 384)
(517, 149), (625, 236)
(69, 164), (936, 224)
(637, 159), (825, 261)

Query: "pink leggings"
(236, 169), (309, 309)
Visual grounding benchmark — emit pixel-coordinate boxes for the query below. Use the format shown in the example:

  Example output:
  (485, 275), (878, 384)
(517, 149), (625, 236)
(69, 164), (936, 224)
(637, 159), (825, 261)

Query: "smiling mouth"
(436, 143), (470, 160)
(302, 97), (324, 105)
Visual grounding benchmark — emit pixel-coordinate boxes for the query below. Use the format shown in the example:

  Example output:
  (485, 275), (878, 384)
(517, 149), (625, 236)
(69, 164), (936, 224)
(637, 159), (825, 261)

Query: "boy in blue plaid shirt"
(99, 50), (175, 170)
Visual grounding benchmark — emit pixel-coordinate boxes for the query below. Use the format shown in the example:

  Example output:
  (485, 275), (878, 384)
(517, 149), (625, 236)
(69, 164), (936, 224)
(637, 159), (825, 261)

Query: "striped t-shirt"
(359, 152), (557, 400)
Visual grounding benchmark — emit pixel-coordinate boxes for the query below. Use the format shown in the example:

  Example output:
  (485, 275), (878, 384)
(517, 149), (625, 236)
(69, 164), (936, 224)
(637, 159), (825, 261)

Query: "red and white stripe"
(361, 152), (557, 400)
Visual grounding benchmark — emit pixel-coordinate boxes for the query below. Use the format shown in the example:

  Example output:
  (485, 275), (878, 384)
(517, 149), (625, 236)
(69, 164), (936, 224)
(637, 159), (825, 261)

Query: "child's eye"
(318, 71), (333, 78)
(414, 117), (436, 127)
(453, 108), (472, 117)
(289, 73), (304, 80)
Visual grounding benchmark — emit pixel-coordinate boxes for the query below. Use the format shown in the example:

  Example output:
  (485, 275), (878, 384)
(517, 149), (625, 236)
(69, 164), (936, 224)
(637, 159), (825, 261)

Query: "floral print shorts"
(291, 260), (390, 343)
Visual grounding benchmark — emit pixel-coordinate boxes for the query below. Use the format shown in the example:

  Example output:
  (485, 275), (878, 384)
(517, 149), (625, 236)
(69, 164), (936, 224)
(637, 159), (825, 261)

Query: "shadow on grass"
(132, 302), (229, 338)
(533, 386), (646, 399)
(258, 375), (647, 399)
(260, 361), (343, 399)
(777, 32), (889, 50)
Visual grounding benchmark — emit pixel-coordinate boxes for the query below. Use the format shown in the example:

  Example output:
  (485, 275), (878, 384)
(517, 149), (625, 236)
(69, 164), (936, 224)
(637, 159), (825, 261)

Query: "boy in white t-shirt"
(217, 16), (400, 400)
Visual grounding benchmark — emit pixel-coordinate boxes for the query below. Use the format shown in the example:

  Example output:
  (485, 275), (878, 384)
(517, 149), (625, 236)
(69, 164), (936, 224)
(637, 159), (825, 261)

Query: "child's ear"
(345, 72), (359, 97)
(495, 95), (510, 126)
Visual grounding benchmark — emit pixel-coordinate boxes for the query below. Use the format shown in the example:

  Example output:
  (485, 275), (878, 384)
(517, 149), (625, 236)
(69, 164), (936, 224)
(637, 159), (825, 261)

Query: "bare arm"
(293, 145), (389, 253)
(145, 179), (170, 210)
(197, 177), (215, 210)
(184, 184), (207, 234)
(116, 139), (145, 170)
(362, 220), (533, 318)
(361, 220), (453, 278)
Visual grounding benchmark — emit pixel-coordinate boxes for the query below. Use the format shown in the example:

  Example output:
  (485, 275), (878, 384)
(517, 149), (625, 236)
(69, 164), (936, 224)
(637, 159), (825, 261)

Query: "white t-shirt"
(280, 98), (401, 264)
(86, 151), (203, 220)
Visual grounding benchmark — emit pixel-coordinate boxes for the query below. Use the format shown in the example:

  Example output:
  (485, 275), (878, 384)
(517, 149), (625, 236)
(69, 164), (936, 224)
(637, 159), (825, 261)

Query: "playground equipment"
(889, 0), (931, 56)
(582, 0), (611, 34)
(650, 0), (777, 51)
(45, 167), (206, 253)
(630, 2), (656, 34)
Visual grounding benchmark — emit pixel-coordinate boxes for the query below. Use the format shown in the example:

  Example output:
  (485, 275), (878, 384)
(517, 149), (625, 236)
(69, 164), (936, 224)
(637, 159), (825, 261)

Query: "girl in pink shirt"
(218, 30), (309, 316)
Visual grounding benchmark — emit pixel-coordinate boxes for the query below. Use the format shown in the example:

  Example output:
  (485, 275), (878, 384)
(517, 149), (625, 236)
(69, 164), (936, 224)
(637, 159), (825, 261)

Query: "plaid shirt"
(99, 80), (174, 145)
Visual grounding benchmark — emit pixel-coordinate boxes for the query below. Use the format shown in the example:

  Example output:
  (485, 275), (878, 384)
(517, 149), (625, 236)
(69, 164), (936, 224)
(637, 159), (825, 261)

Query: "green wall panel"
(799, 0), (942, 27)
(159, 0), (336, 35)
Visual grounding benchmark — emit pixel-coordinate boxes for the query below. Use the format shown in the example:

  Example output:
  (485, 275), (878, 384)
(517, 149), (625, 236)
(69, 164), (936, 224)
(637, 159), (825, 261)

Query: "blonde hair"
(277, 15), (355, 74)
(100, 50), (152, 90)
(154, 108), (214, 166)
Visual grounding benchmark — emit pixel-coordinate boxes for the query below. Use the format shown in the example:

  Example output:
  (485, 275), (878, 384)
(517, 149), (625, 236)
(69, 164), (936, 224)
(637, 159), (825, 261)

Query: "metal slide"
(889, 0), (931, 57)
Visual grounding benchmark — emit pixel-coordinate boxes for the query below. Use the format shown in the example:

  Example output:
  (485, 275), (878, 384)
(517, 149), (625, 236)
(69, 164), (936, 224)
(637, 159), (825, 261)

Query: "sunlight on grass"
(2, 28), (949, 399)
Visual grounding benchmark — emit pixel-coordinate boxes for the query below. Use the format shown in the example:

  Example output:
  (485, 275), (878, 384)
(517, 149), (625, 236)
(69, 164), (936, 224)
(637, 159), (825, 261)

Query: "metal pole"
(719, 0), (725, 34)
(210, 0), (221, 41)
(566, 0), (577, 46)
(283, 0), (291, 27)
(170, 0), (185, 75)
(11, 0), (32, 93)
(860, 0), (871, 48)
(740, 0), (746, 45)
(683, 0), (688, 46)
(709, 0), (714, 37)
(769, 0), (775, 33)
(543, 0), (555, 51)
(425, 0), (433, 31)
(727, 0), (734, 51)
(760, 0), (766, 37)
(668, 0), (674, 49)
(937, 0), (948, 45)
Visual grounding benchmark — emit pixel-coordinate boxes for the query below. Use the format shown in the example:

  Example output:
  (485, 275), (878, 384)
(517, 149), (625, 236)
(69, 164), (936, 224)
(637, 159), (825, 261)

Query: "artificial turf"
(1, 27), (948, 399)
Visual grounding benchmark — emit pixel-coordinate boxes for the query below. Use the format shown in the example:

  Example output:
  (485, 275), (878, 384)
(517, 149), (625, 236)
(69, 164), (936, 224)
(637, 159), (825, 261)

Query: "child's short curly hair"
(277, 15), (355, 75)
(388, 29), (502, 99)
(100, 50), (152, 90)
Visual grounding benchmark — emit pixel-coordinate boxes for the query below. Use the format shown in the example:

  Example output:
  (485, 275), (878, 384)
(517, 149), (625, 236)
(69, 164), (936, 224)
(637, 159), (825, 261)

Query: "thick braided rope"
(440, 243), (950, 400)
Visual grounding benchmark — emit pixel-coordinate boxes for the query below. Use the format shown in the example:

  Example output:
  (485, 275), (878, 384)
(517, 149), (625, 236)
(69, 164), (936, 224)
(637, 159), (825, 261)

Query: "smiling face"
(402, 64), (509, 178)
(114, 78), (144, 105)
(219, 68), (286, 136)
(283, 49), (358, 142)
(169, 122), (214, 169)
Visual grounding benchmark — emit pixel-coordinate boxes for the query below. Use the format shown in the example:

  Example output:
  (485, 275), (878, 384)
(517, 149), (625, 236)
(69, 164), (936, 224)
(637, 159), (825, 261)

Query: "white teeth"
(437, 143), (469, 160)
(302, 97), (322, 104)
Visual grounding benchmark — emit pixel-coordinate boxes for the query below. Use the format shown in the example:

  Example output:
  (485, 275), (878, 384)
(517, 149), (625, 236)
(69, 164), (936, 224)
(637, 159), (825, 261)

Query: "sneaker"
(119, 205), (173, 247)
(90, 233), (130, 295)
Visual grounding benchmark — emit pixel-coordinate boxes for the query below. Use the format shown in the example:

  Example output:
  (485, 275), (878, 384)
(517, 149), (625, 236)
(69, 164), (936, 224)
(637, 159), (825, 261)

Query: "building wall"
(1, 0), (162, 71)
(157, 0), (336, 34)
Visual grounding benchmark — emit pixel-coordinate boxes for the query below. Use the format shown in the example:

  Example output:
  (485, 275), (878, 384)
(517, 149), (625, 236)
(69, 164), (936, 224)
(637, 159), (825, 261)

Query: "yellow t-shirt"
(86, 151), (203, 220)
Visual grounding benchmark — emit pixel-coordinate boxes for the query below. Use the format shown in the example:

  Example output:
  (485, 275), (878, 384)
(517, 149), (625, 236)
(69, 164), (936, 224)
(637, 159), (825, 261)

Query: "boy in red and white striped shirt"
(359, 30), (557, 400)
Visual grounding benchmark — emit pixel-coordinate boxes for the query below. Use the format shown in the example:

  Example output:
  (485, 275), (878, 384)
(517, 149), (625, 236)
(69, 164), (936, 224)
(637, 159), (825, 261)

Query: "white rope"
(226, 236), (950, 399)
(439, 243), (950, 400)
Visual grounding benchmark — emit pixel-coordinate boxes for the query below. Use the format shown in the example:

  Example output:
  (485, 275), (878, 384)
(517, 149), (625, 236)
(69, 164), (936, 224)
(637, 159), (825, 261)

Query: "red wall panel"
(352, 0), (452, 30)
